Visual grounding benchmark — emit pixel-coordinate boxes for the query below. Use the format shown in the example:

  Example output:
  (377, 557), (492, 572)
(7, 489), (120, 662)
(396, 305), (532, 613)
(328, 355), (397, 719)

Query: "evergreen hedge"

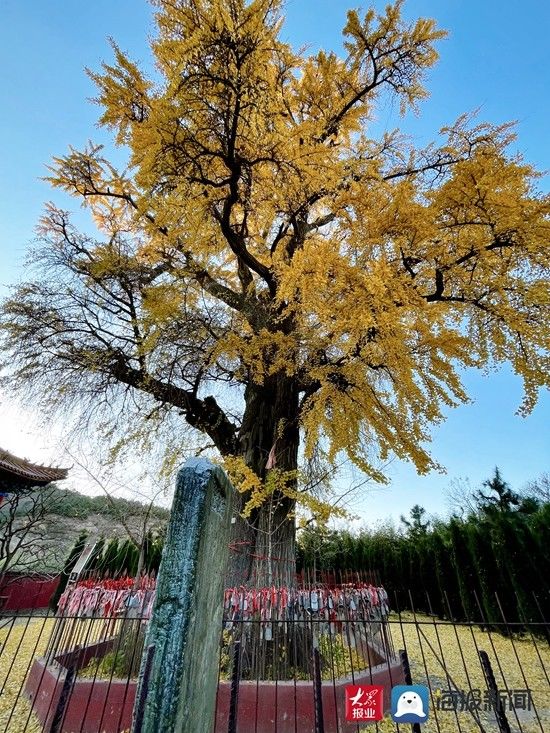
(297, 504), (550, 623)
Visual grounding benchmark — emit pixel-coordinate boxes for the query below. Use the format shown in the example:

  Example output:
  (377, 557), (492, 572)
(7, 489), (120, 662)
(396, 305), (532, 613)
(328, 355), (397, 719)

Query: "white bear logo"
(394, 691), (426, 718)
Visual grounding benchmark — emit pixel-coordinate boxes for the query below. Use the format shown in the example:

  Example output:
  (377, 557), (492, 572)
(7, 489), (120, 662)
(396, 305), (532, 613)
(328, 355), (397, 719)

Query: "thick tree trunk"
(228, 372), (300, 588)
(251, 495), (296, 587)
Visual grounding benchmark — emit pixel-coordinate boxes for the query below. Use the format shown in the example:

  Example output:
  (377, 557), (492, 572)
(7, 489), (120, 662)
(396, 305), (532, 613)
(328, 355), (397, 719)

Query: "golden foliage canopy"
(1, 0), (549, 495)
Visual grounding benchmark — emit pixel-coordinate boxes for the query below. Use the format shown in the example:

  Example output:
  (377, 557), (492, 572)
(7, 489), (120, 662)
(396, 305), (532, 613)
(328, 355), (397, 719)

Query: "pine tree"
(474, 468), (520, 516)
(400, 504), (431, 537)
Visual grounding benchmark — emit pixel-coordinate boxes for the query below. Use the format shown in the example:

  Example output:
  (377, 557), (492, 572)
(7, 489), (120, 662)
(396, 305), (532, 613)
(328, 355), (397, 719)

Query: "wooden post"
(132, 458), (235, 733)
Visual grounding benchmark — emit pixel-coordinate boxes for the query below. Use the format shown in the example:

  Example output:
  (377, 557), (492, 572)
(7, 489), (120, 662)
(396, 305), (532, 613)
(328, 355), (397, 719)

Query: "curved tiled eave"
(0, 447), (68, 487)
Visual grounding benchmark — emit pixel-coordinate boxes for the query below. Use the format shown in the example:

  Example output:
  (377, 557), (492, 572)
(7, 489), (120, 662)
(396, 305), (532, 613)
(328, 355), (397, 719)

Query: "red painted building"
(0, 447), (68, 610)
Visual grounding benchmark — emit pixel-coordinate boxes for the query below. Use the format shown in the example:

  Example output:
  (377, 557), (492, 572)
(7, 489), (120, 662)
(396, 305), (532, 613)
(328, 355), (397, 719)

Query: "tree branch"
(105, 351), (239, 455)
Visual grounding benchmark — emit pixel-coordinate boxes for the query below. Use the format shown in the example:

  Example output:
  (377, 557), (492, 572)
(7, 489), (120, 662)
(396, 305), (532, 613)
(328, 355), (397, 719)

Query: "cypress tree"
(499, 514), (540, 622)
(466, 522), (501, 624)
(122, 540), (140, 576)
(430, 529), (459, 619)
(85, 537), (105, 575)
(448, 520), (479, 621)
(524, 509), (550, 620)
(294, 498), (550, 623)
(99, 537), (121, 575)
(149, 534), (164, 573)
(420, 532), (444, 616)
(49, 530), (88, 610)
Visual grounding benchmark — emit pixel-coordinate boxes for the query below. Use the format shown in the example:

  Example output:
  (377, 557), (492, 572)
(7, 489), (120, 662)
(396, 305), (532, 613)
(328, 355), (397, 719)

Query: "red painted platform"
(25, 643), (404, 732)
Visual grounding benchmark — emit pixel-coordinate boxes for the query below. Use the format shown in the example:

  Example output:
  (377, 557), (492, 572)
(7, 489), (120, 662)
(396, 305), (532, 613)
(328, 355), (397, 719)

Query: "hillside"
(2, 484), (170, 574)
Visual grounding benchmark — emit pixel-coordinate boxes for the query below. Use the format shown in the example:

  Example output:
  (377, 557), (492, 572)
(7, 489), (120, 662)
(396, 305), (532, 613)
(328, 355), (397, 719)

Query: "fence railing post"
(49, 646), (79, 733)
(399, 649), (422, 733)
(313, 646), (325, 733)
(227, 639), (241, 733)
(478, 650), (512, 733)
(132, 644), (156, 733)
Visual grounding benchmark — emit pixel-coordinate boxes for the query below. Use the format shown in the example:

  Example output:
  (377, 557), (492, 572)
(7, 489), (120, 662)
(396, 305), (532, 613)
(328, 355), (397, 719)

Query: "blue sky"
(0, 0), (548, 524)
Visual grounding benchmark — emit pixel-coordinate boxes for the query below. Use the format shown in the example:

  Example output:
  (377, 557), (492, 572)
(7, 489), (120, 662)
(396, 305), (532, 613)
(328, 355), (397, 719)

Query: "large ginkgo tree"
(1, 0), (549, 585)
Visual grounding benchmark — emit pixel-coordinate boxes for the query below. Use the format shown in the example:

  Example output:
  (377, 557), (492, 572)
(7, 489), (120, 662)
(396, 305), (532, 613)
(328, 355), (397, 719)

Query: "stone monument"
(133, 458), (235, 732)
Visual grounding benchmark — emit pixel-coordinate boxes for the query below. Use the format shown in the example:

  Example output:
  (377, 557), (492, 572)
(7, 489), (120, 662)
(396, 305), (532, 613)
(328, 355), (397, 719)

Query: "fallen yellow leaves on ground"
(0, 617), (54, 733)
(369, 613), (550, 733)
(1, 612), (548, 733)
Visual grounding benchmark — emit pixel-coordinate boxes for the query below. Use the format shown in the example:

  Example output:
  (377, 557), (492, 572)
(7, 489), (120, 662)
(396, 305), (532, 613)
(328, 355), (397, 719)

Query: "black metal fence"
(0, 580), (548, 733)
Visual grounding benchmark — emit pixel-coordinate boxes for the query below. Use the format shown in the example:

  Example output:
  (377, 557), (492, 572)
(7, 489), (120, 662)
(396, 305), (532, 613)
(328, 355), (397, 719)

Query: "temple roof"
(0, 448), (68, 486)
